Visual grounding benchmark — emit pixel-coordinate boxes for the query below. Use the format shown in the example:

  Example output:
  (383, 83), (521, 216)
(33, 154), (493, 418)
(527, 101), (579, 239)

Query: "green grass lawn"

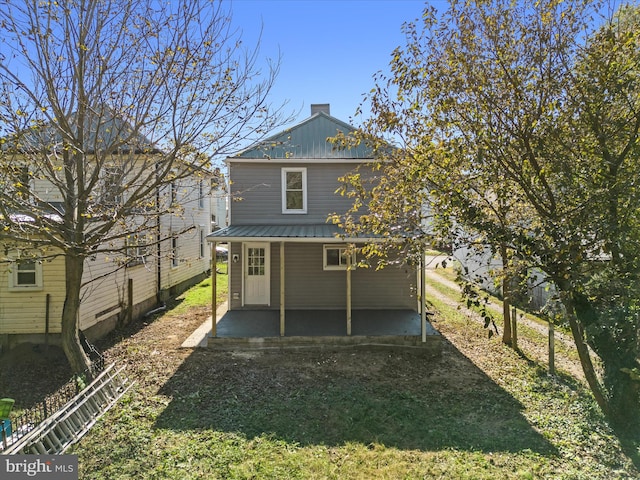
(428, 268), (581, 365)
(70, 264), (640, 479)
(172, 262), (228, 314)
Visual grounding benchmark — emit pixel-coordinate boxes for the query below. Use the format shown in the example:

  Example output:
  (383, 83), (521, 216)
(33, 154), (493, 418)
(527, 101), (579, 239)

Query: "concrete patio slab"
(184, 307), (441, 355)
(213, 309), (438, 337)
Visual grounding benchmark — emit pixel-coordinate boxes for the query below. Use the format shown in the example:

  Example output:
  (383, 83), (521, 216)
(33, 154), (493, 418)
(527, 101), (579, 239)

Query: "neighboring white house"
(0, 117), (212, 352)
(454, 242), (556, 311)
(210, 167), (228, 231)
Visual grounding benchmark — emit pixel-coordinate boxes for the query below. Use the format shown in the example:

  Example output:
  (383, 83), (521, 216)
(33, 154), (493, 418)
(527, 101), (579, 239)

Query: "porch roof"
(206, 224), (385, 243)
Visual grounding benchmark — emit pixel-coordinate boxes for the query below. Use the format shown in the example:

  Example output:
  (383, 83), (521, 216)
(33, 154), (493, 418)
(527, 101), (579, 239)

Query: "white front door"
(244, 242), (270, 305)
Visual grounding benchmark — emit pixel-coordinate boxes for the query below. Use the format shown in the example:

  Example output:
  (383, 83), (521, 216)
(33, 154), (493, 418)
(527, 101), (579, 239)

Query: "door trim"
(243, 242), (270, 306)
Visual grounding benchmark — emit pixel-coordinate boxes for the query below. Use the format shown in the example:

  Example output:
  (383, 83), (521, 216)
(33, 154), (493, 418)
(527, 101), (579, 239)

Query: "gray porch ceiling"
(206, 224), (385, 243)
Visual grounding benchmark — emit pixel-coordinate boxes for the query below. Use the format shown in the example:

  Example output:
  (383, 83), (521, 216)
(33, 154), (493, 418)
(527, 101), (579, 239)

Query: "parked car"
(215, 244), (228, 261)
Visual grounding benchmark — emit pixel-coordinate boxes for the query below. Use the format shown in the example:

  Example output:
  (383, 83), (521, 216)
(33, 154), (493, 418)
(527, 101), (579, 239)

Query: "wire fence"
(1, 347), (104, 452)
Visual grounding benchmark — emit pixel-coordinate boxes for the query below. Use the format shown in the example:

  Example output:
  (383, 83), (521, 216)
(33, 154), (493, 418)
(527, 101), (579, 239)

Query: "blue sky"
(230, 0), (431, 129)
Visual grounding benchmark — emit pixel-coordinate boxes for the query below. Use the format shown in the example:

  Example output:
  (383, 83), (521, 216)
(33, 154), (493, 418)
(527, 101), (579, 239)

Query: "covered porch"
(207, 224), (437, 350)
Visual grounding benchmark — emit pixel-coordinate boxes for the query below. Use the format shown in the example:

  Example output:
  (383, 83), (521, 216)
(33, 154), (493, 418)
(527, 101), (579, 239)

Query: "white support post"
(280, 241), (285, 337)
(421, 250), (427, 343)
(346, 245), (352, 336)
(211, 242), (217, 337)
(549, 319), (555, 375)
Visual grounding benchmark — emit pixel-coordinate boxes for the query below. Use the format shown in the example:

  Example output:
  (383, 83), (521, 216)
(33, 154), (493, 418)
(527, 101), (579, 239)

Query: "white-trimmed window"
(281, 168), (307, 214)
(199, 226), (206, 258)
(198, 179), (205, 209)
(171, 234), (179, 267)
(102, 165), (124, 206)
(323, 245), (355, 271)
(126, 234), (149, 267)
(9, 259), (43, 290)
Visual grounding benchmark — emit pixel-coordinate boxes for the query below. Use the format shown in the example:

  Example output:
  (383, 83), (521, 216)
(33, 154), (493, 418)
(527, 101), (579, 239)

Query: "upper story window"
(8, 258), (43, 290)
(14, 165), (31, 201)
(102, 165), (124, 207)
(282, 167), (307, 214)
(126, 234), (149, 267)
(198, 179), (205, 209)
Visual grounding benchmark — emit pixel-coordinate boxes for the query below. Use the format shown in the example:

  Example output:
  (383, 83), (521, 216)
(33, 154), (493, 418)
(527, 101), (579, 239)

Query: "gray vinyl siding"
(229, 242), (243, 308)
(351, 262), (417, 309)
(228, 242), (416, 310)
(283, 243), (345, 309)
(229, 163), (371, 225)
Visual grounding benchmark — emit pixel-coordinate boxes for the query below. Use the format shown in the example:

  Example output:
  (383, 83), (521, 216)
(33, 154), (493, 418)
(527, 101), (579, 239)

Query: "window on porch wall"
(323, 245), (355, 270)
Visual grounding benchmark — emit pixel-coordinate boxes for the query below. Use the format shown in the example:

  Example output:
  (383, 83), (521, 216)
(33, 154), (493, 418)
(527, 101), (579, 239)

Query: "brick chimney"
(311, 104), (330, 116)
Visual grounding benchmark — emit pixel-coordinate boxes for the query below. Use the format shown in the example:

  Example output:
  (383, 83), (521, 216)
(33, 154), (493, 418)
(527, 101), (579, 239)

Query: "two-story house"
(0, 114), (212, 352)
(207, 105), (439, 349)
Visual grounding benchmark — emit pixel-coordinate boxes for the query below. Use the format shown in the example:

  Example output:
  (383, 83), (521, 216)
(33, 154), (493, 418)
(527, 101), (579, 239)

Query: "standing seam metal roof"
(230, 111), (373, 160)
(206, 224), (385, 242)
(5, 108), (159, 154)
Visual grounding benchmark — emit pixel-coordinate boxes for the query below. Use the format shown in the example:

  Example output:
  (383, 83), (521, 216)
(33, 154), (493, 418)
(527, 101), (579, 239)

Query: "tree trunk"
(560, 283), (640, 431)
(502, 291), (512, 345)
(559, 292), (610, 417)
(601, 352), (640, 431)
(500, 244), (512, 345)
(61, 253), (92, 376)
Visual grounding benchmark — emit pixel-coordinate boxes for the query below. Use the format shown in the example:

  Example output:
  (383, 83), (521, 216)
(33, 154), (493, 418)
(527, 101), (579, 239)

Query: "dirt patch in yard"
(0, 343), (72, 410)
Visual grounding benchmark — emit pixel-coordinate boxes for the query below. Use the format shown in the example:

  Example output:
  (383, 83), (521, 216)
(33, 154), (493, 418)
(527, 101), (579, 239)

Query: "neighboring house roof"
(230, 109), (373, 160)
(7, 212), (63, 224)
(207, 224), (385, 243)
(3, 108), (160, 154)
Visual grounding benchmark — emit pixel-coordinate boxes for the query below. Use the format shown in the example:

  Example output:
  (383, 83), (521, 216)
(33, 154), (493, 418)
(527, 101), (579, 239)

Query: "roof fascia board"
(206, 235), (392, 243)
